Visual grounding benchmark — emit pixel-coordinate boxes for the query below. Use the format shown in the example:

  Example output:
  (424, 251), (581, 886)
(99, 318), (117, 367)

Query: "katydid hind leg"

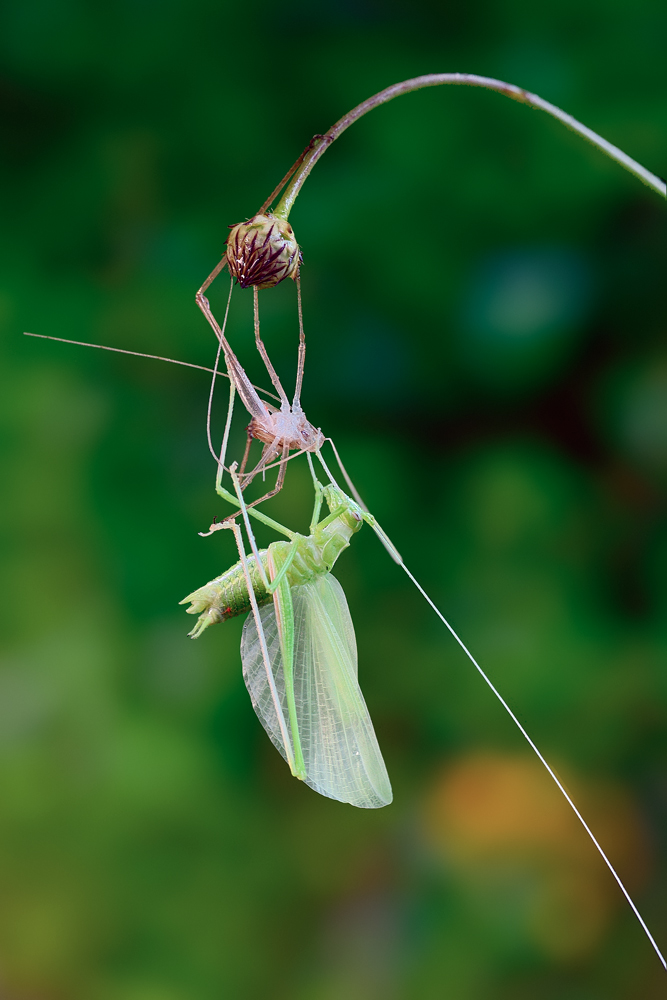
(213, 376), (236, 488)
(230, 466), (271, 592)
(227, 521), (297, 776)
(268, 546), (305, 779)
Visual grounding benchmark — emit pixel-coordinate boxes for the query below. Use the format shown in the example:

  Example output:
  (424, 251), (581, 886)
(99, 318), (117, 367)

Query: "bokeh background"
(1, 1), (666, 997)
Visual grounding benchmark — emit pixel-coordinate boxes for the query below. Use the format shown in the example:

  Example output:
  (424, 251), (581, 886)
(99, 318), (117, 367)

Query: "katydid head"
(319, 482), (401, 562)
(321, 485), (364, 533)
(226, 214), (301, 289)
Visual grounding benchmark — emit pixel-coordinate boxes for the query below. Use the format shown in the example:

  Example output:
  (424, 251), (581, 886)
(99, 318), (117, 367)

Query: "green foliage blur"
(1, 1), (666, 997)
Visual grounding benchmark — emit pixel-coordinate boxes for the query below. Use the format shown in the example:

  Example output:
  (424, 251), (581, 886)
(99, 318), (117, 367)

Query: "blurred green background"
(1, 1), (666, 997)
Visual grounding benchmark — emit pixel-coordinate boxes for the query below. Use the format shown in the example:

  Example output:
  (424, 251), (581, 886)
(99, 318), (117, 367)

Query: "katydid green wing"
(241, 573), (392, 808)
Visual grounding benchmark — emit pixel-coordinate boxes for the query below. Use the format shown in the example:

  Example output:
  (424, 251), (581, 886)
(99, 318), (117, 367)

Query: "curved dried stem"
(271, 73), (665, 220)
(256, 135), (330, 216)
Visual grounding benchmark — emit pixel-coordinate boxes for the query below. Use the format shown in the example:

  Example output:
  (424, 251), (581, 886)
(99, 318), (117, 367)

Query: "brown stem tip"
(226, 214), (301, 289)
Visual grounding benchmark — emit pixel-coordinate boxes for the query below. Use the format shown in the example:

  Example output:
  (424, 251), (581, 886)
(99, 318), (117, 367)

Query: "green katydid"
(181, 469), (393, 808)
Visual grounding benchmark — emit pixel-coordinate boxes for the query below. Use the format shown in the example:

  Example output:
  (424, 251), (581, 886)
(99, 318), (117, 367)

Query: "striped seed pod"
(226, 213), (300, 289)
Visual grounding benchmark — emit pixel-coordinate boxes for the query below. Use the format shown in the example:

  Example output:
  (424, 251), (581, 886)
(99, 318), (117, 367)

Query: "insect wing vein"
(241, 574), (391, 808)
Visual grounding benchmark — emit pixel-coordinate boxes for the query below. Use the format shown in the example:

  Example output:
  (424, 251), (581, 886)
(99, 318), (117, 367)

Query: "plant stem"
(271, 73), (665, 219)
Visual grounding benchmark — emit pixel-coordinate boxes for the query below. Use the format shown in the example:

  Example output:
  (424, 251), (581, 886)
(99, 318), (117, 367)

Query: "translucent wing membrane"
(241, 574), (392, 808)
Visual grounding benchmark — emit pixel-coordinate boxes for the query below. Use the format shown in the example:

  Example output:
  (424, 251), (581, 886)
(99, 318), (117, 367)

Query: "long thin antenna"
(22, 331), (280, 402)
(396, 558), (667, 970)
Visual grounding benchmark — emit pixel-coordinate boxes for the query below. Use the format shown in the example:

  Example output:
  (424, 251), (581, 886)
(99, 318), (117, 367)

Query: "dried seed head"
(226, 214), (300, 289)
